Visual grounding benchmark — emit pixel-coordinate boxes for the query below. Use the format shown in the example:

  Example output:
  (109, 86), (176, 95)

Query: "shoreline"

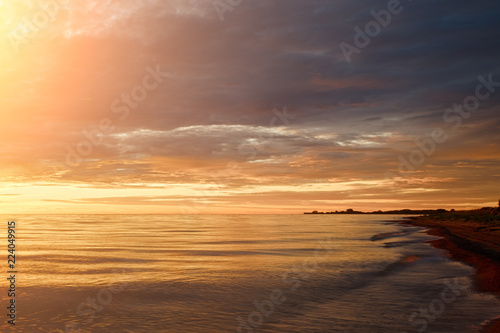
(401, 215), (500, 333)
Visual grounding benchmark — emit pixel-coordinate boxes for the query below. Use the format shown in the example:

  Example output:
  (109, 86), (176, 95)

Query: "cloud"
(1, 0), (499, 212)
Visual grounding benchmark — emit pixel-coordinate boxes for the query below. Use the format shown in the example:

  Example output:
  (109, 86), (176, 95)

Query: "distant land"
(304, 208), (493, 215)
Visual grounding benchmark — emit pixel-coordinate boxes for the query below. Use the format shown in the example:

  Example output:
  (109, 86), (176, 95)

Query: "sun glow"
(0, 2), (31, 64)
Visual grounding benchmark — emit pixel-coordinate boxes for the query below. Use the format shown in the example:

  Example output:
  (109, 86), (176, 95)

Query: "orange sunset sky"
(1, 1), (499, 214)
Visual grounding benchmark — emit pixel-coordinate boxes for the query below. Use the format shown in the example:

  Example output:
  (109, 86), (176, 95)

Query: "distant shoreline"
(400, 210), (500, 333)
(304, 208), (454, 215)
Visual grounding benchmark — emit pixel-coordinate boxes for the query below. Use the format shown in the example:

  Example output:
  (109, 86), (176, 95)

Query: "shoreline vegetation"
(304, 208), (453, 214)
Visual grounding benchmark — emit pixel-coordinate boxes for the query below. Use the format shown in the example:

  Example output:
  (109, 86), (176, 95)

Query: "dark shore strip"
(402, 212), (500, 333)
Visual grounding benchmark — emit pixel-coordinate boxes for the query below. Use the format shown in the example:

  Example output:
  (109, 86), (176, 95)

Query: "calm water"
(1, 215), (499, 332)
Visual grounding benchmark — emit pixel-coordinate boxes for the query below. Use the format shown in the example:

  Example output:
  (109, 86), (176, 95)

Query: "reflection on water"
(1, 214), (498, 332)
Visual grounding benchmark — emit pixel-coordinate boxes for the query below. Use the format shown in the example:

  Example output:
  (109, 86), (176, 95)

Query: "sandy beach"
(403, 211), (500, 332)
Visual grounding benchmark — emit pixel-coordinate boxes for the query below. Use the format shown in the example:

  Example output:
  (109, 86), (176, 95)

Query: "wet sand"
(403, 214), (500, 333)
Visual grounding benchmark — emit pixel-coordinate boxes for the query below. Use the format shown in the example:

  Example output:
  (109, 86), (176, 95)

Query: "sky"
(0, 0), (499, 214)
